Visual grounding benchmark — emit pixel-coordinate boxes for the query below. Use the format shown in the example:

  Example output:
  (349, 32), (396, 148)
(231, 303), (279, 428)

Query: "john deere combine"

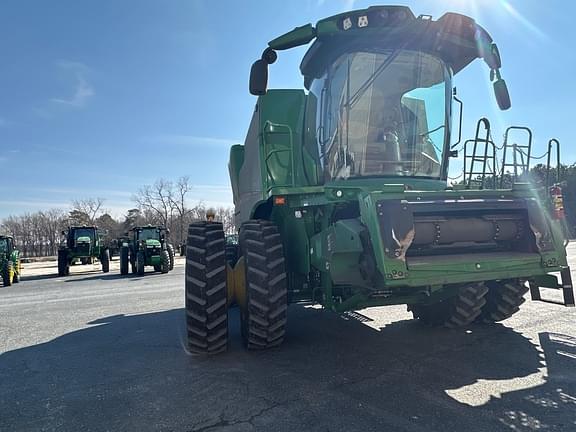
(0, 236), (21, 286)
(58, 226), (109, 276)
(185, 6), (574, 354)
(119, 226), (174, 276)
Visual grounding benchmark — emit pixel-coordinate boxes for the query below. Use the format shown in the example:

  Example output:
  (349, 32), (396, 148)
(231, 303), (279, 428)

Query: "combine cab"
(0, 236), (21, 286)
(185, 6), (574, 354)
(119, 226), (174, 276)
(58, 226), (109, 276)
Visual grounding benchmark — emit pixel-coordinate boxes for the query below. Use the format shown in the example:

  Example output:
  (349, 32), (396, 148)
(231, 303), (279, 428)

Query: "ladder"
(499, 126), (533, 187)
(463, 118), (496, 189)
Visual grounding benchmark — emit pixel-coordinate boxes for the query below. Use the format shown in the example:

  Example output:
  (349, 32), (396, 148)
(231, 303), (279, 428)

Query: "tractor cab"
(0, 236), (14, 255)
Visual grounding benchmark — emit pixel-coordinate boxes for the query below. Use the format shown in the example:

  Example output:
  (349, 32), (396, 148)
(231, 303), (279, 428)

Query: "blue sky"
(0, 0), (574, 218)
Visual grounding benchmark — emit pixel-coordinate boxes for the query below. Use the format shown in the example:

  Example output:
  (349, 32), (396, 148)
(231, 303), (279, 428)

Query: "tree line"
(0, 176), (235, 257)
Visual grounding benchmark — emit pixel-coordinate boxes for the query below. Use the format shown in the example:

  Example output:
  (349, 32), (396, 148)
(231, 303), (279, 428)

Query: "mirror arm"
(451, 94), (463, 149)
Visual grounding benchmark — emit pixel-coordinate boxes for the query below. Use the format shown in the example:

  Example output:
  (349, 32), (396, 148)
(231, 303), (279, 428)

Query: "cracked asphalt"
(1, 250), (576, 432)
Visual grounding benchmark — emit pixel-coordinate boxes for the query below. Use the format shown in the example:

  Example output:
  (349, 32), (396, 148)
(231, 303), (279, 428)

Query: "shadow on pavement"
(0, 305), (574, 431)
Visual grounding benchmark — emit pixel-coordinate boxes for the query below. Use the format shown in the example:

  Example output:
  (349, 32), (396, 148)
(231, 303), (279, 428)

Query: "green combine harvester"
(185, 6), (574, 354)
(58, 226), (109, 276)
(0, 235), (21, 286)
(119, 226), (174, 276)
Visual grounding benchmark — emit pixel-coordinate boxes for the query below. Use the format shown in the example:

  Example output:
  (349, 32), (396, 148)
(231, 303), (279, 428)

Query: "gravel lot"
(1, 249), (575, 431)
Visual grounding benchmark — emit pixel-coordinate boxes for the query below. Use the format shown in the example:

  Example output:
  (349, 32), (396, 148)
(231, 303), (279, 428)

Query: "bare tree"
(133, 179), (175, 228)
(71, 197), (105, 223)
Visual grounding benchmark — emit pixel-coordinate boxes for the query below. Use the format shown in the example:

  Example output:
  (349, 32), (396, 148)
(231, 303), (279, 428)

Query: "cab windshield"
(0, 239), (7, 253)
(316, 50), (449, 180)
(74, 229), (95, 240)
(137, 228), (160, 241)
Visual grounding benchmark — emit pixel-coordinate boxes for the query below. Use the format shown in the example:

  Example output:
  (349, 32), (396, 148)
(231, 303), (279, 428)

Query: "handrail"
(546, 138), (561, 188)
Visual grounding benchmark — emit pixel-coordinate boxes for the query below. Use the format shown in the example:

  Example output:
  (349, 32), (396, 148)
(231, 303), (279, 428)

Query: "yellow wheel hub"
(226, 256), (247, 310)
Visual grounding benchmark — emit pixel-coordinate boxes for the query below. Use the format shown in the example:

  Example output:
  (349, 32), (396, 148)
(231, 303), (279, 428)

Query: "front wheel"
(136, 251), (145, 276)
(167, 244), (175, 270)
(185, 221), (228, 354)
(160, 250), (170, 273)
(411, 284), (488, 328)
(2, 261), (14, 287)
(101, 249), (110, 273)
(58, 250), (69, 276)
(120, 246), (129, 275)
(478, 279), (529, 323)
(240, 220), (288, 350)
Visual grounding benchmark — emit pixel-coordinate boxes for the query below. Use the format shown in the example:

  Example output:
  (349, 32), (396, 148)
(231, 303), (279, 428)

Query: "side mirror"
(493, 78), (511, 110)
(249, 48), (277, 96)
(249, 59), (268, 96)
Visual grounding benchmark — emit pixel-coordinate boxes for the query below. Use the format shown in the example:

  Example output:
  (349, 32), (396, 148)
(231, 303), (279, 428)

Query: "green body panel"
(124, 226), (171, 270)
(60, 227), (106, 261)
(231, 6), (571, 312)
(0, 236), (21, 282)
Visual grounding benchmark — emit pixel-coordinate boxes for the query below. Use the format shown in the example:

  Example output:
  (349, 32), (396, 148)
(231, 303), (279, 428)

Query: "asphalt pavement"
(1, 251), (575, 432)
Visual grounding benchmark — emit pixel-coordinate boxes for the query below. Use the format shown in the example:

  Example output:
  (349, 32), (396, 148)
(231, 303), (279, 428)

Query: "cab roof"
(295, 6), (495, 87)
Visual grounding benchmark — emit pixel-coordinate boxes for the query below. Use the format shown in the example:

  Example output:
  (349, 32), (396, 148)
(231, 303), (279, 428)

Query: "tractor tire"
(101, 249), (110, 273)
(160, 250), (170, 273)
(185, 221), (228, 355)
(120, 247), (129, 275)
(2, 261), (13, 287)
(58, 250), (69, 276)
(240, 220), (288, 350)
(167, 244), (175, 270)
(136, 251), (145, 276)
(411, 283), (488, 328)
(478, 279), (529, 323)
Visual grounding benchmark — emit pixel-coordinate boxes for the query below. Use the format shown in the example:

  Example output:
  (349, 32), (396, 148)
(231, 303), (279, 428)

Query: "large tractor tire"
(411, 284), (488, 328)
(136, 251), (145, 276)
(185, 221), (228, 355)
(240, 220), (288, 350)
(478, 279), (529, 323)
(120, 246), (129, 275)
(58, 250), (69, 276)
(101, 249), (110, 273)
(160, 250), (170, 273)
(2, 261), (14, 287)
(167, 244), (175, 270)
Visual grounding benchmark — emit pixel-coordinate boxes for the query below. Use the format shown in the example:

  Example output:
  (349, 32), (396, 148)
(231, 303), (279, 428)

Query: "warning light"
(274, 196), (286, 205)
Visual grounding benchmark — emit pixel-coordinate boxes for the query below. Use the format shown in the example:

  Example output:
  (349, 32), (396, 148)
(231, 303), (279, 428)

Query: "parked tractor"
(0, 236), (21, 286)
(119, 226), (174, 276)
(58, 226), (109, 276)
(185, 6), (574, 354)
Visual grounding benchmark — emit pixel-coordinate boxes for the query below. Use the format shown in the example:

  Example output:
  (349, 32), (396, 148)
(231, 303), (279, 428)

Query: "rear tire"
(160, 250), (170, 273)
(478, 279), (529, 323)
(185, 222), (228, 355)
(167, 244), (175, 270)
(136, 251), (145, 276)
(240, 220), (288, 350)
(412, 284), (488, 328)
(101, 249), (110, 273)
(58, 250), (68, 276)
(120, 246), (129, 275)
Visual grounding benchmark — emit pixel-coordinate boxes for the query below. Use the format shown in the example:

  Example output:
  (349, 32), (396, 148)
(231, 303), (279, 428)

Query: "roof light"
(358, 16), (369, 28)
(342, 17), (352, 30)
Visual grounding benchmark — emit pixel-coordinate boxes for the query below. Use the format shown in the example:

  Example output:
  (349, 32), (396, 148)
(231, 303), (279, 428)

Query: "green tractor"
(58, 226), (110, 276)
(0, 235), (21, 287)
(185, 6), (574, 354)
(119, 226), (175, 276)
